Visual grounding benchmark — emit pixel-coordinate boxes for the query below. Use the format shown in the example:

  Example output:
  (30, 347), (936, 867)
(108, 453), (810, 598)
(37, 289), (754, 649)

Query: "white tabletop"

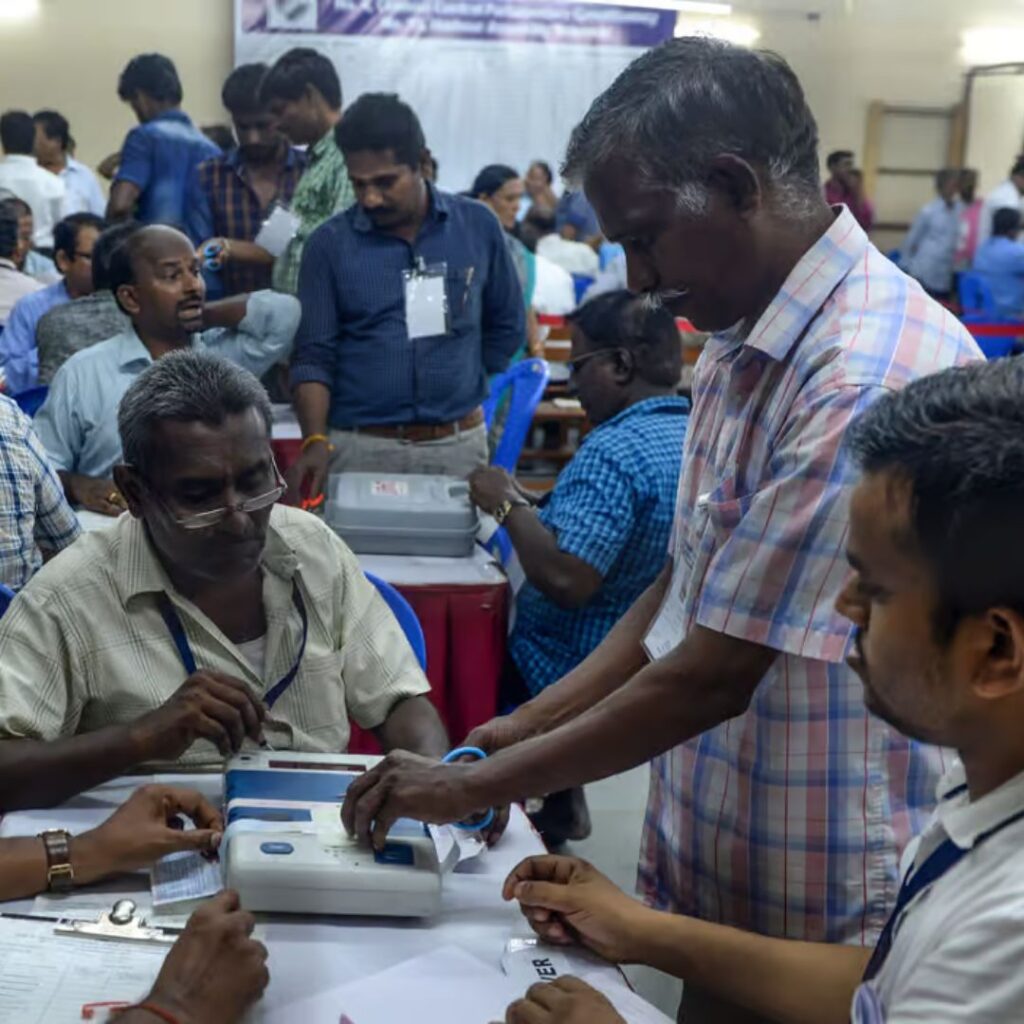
(0, 774), (546, 1022)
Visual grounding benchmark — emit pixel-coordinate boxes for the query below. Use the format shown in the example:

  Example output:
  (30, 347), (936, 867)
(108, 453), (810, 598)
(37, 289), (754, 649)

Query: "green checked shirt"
(272, 130), (355, 295)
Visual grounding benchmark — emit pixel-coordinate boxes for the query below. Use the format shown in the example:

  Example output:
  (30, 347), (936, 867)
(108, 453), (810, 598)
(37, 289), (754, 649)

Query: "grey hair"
(563, 36), (822, 217)
(118, 349), (273, 474)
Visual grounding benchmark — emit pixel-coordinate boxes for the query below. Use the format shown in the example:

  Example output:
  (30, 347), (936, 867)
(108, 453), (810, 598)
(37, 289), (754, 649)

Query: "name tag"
(404, 261), (449, 340)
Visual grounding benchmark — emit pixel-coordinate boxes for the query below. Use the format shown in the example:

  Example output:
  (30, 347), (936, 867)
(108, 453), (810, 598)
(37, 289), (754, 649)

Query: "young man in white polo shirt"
(499, 357), (1024, 1024)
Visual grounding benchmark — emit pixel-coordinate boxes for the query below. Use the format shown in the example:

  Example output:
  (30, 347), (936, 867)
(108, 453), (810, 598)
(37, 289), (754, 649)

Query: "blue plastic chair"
(11, 385), (48, 417)
(571, 274), (595, 305)
(482, 358), (551, 472)
(958, 272), (1002, 321)
(364, 572), (427, 670)
(0, 583), (14, 618)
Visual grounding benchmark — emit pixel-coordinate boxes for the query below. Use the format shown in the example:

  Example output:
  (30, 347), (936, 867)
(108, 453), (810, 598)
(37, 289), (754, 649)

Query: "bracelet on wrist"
(301, 433), (334, 454)
(114, 1002), (182, 1024)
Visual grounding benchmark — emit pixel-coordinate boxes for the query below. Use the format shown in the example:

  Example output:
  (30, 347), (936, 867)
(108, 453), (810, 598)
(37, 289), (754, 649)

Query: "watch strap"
(38, 829), (74, 893)
(493, 497), (528, 526)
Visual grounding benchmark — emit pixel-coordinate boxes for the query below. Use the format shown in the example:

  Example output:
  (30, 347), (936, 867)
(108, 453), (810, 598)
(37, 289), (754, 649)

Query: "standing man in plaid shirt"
(187, 64), (305, 300)
(340, 37), (981, 1022)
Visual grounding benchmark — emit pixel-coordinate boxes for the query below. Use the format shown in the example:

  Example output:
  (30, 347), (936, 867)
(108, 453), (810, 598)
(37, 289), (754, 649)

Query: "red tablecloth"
(347, 581), (509, 754)
(271, 430), (509, 754)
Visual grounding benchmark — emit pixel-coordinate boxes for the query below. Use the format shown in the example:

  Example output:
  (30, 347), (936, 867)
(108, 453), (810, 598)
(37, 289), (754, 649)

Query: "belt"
(342, 407), (484, 443)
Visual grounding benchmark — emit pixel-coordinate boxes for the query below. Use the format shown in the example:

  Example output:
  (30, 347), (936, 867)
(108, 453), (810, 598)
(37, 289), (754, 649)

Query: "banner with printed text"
(236, 0), (675, 191)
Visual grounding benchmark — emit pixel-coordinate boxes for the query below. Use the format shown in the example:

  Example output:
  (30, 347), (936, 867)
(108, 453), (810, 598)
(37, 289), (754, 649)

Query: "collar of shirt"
(932, 760), (1024, 851)
(112, 328), (158, 372)
(309, 129), (338, 164)
(114, 508), (300, 607)
(350, 181), (450, 235)
(0, 258), (17, 272)
(149, 109), (193, 128)
(708, 206), (867, 365)
(587, 394), (688, 436)
(2, 154), (37, 167)
(223, 143), (303, 176)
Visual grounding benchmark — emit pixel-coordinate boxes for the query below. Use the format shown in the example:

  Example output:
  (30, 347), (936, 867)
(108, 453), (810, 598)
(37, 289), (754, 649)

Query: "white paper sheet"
(0, 915), (167, 1023)
(279, 945), (521, 1024)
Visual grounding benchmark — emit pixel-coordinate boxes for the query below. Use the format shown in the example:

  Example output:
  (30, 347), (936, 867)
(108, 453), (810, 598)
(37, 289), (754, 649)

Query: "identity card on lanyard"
(404, 258), (450, 340)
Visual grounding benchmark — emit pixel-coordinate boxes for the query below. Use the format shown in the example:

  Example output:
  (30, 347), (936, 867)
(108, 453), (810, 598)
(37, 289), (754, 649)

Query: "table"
(0, 774), (548, 1022)
(75, 512), (510, 756)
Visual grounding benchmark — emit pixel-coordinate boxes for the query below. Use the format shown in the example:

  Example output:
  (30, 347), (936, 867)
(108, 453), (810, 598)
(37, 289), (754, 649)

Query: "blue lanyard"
(863, 795), (1024, 981)
(157, 582), (308, 710)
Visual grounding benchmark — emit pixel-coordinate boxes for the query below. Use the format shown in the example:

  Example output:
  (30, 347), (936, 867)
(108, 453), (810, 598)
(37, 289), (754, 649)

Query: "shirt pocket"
(682, 478), (757, 589)
(280, 650), (349, 744)
(445, 265), (481, 326)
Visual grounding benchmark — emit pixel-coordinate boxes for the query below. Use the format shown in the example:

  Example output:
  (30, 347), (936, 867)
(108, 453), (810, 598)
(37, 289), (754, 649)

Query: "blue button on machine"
(260, 841), (295, 855)
(374, 842), (415, 866)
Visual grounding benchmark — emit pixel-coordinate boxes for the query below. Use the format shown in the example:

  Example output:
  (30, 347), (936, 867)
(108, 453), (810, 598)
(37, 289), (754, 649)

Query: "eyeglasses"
(72, 250), (93, 263)
(567, 347), (620, 376)
(152, 462), (287, 531)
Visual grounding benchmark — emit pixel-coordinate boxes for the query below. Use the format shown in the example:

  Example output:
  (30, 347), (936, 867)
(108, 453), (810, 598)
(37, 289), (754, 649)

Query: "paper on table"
(0, 914), (167, 1023)
(581, 972), (675, 1024)
(150, 849), (222, 908)
(280, 945), (521, 1024)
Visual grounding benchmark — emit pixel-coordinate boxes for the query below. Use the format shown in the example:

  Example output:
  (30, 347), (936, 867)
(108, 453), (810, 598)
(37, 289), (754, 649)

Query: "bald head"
(109, 224), (206, 342)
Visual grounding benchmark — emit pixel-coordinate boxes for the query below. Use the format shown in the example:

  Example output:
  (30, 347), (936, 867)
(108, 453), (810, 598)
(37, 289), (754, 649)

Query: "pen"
(463, 266), (475, 308)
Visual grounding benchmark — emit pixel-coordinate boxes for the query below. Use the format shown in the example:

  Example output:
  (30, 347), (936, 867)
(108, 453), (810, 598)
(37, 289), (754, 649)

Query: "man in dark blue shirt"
(107, 54), (220, 228)
(287, 93), (525, 497)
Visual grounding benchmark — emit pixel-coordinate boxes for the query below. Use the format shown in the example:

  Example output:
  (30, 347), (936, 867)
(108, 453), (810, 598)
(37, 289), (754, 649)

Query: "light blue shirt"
(972, 236), (1024, 319)
(0, 279), (70, 394)
(61, 158), (107, 217)
(903, 197), (962, 294)
(34, 290), (300, 479)
(23, 250), (58, 284)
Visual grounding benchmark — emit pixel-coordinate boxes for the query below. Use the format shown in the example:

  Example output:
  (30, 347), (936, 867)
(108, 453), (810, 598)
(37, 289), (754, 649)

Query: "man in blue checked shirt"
(468, 291), (688, 844)
(0, 394), (80, 589)
(286, 93), (525, 496)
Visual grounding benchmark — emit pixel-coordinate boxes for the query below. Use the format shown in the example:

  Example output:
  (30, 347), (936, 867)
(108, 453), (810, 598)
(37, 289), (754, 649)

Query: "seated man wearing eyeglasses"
(0, 212), (105, 395)
(0, 350), (449, 811)
(467, 291), (688, 844)
(33, 223), (299, 518)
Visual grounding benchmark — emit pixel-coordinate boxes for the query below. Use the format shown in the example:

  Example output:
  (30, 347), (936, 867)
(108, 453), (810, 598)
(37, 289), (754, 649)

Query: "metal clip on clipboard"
(55, 898), (176, 945)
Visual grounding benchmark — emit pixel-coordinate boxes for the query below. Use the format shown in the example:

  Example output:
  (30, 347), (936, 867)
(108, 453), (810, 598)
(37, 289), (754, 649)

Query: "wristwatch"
(492, 497), (529, 526)
(38, 829), (74, 892)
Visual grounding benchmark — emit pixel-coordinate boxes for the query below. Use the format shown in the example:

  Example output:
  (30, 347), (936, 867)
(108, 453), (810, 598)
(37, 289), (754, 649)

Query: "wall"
(1, 0), (1022, 213)
(0, 0), (233, 180)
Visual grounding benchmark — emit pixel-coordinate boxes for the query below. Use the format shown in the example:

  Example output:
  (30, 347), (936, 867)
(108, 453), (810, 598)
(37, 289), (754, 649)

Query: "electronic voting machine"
(222, 751), (443, 917)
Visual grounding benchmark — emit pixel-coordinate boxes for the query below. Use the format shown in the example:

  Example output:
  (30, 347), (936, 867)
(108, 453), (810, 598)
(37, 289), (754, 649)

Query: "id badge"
(403, 260), (449, 340)
(255, 203), (301, 258)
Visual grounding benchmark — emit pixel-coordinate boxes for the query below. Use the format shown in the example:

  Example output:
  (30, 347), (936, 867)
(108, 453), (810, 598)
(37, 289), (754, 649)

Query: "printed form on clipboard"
(0, 914), (168, 1023)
